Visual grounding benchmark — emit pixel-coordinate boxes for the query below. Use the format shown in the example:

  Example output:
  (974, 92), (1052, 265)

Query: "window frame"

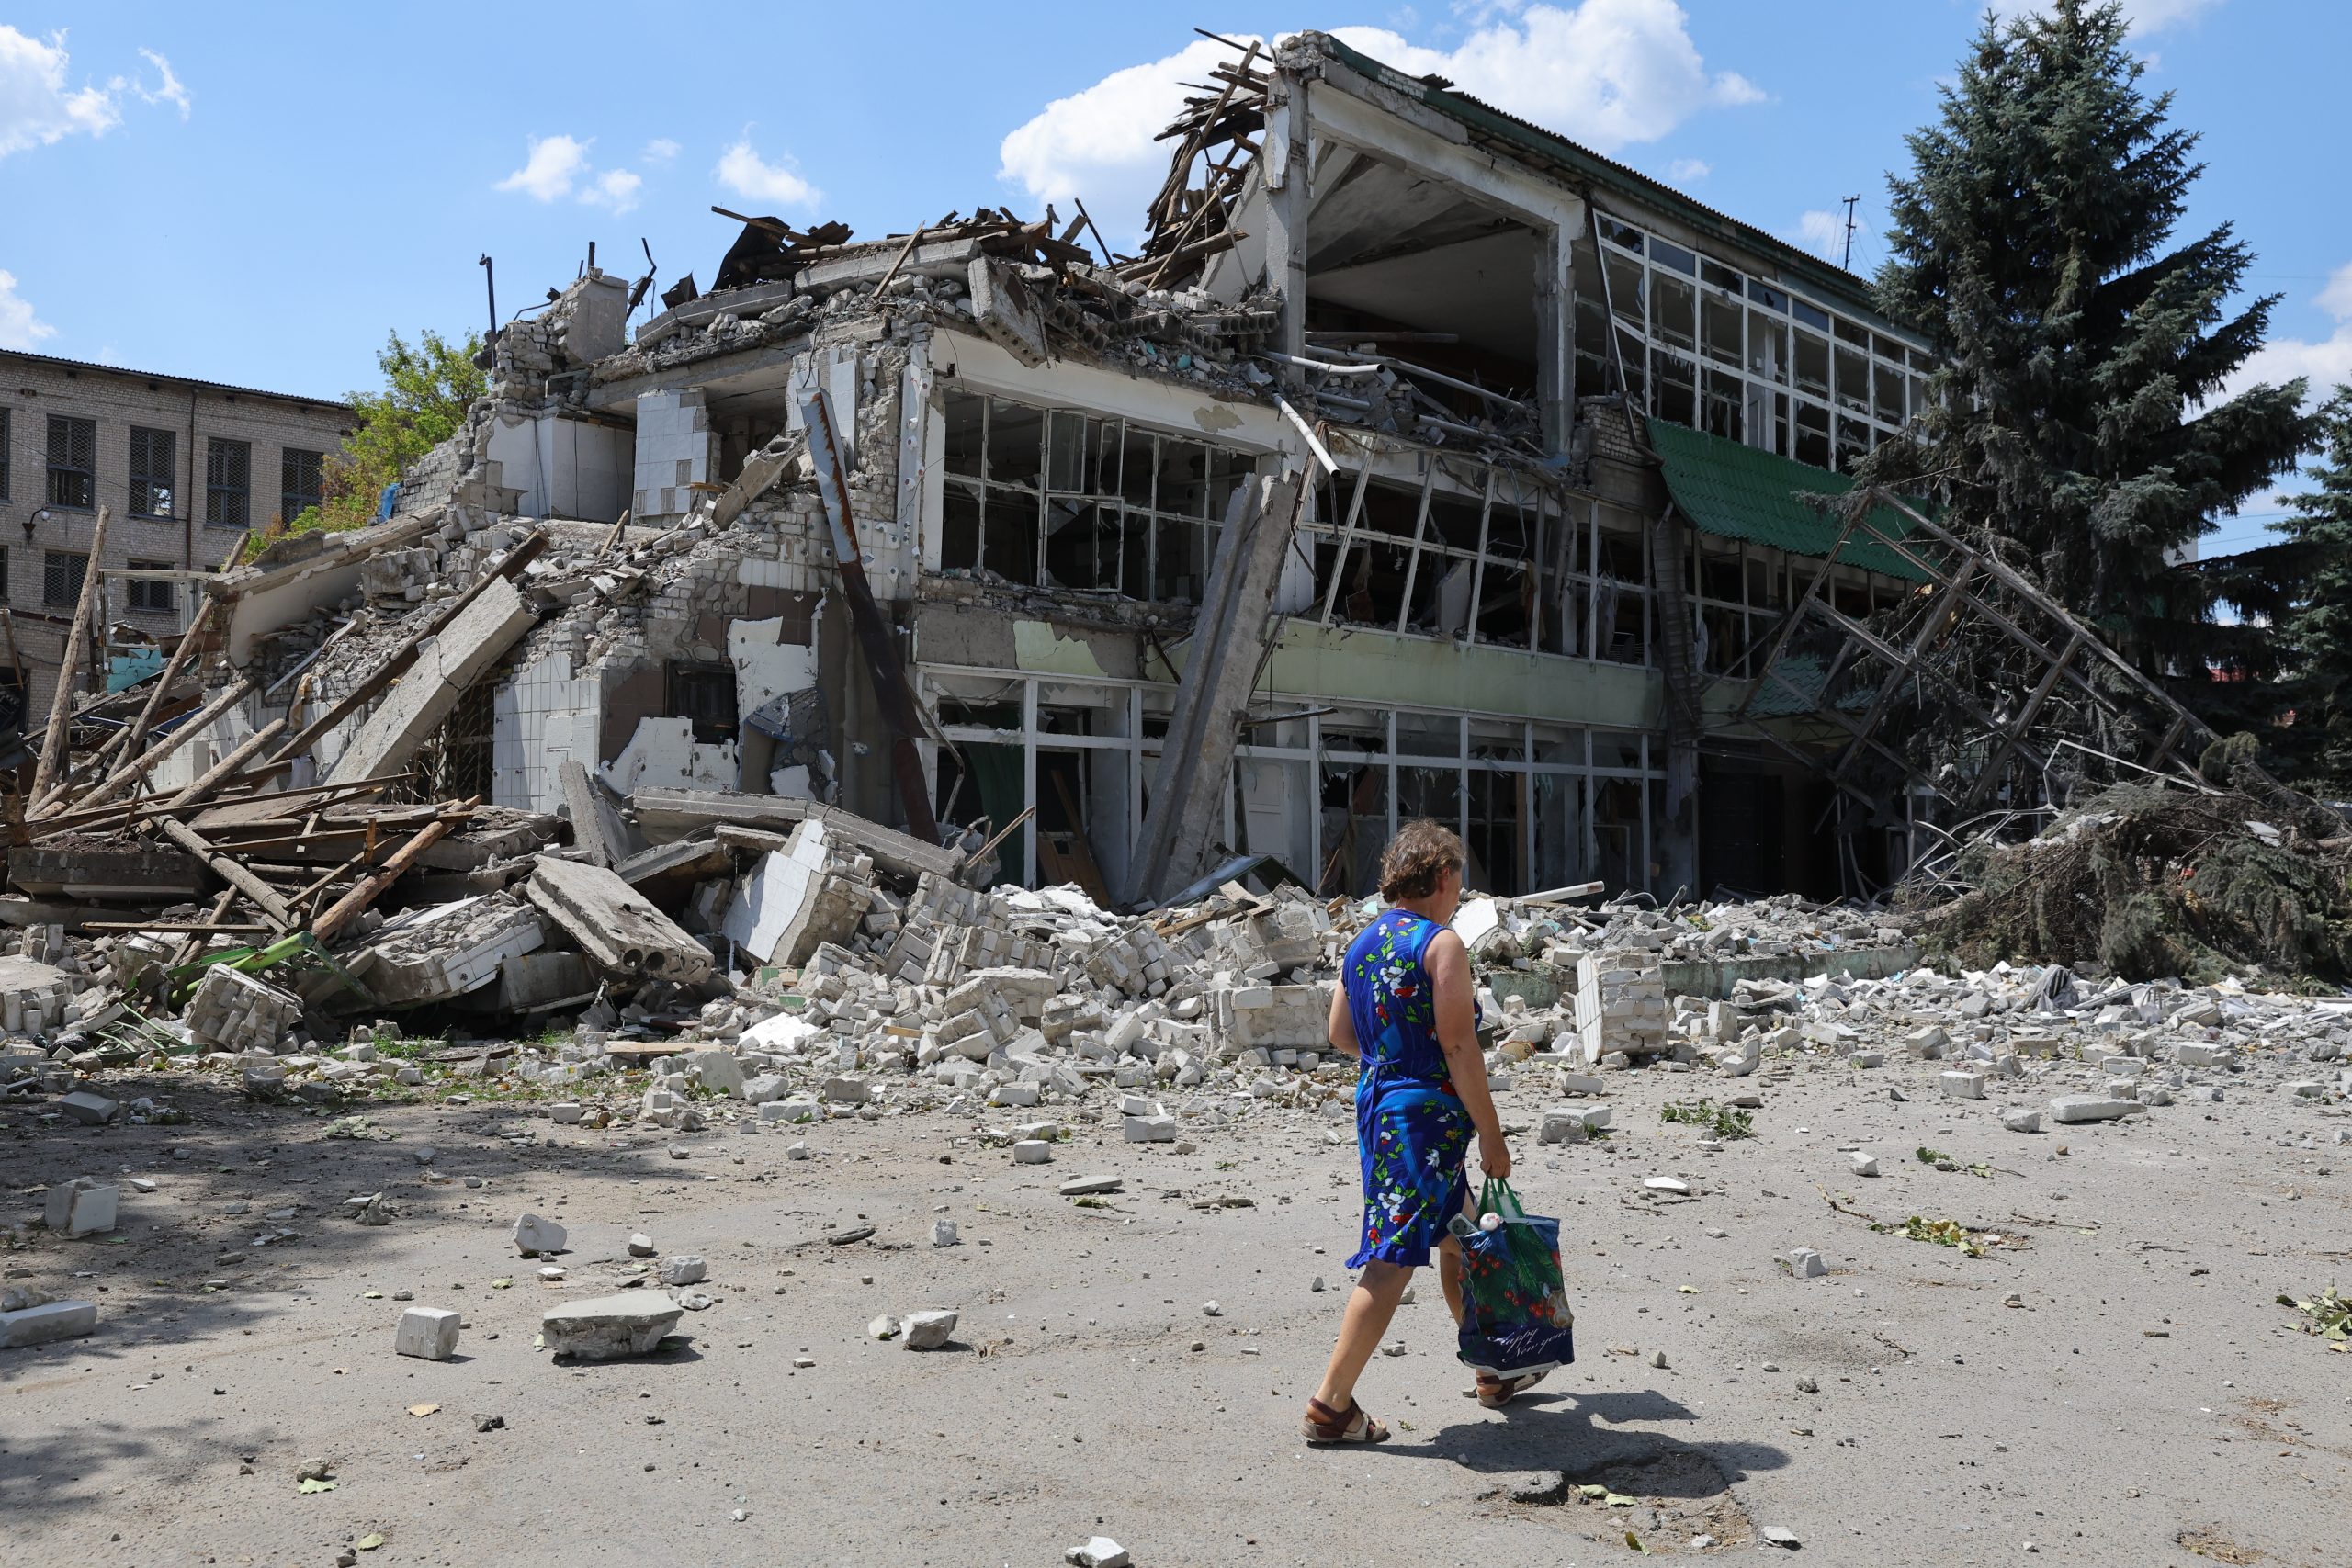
(125, 558), (177, 615)
(43, 549), (91, 607)
(129, 426), (176, 519)
(1574, 211), (1930, 470)
(206, 437), (252, 528)
(45, 414), (96, 510)
(279, 446), (324, 524)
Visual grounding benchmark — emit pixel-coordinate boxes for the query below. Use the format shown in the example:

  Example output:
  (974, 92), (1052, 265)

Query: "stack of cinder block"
(184, 964), (303, 1055)
(1575, 953), (1667, 1065)
(1079, 923), (1177, 999)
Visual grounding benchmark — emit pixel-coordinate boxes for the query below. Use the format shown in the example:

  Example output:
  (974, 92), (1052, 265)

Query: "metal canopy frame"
(1727, 486), (2222, 821)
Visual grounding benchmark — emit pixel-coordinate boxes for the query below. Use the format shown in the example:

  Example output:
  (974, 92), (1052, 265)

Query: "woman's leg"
(1437, 1233), (1466, 1327)
(1311, 1259), (1414, 1413)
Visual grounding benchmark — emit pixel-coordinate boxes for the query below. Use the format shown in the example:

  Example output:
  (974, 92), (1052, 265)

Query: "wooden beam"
(155, 816), (295, 931)
(162, 716), (289, 810)
(28, 504), (110, 805)
(51, 675), (257, 818)
(311, 806), (469, 944)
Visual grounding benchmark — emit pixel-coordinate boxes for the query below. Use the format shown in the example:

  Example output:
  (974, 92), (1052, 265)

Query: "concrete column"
(1121, 471), (1306, 904)
(1262, 77), (1311, 369)
(1536, 224), (1574, 455)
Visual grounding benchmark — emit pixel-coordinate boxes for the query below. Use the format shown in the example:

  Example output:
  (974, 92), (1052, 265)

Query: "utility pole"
(1840, 196), (1860, 271)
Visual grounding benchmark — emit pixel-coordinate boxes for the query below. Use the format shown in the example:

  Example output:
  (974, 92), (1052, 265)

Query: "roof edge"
(0, 347), (356, 415)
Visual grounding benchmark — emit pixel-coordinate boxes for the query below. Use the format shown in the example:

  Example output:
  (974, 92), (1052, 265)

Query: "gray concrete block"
(541, 1292), (684, 1359)
(2, 1299), (96, 1348)
(395, 1306), (461, 1360)
(43, 1177), (117, 1236)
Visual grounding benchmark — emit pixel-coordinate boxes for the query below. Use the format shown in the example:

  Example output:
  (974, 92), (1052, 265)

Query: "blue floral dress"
(1341, 908), (1478, 1269)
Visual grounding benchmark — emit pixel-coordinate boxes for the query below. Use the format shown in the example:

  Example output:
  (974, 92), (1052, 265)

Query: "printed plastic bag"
(1451, 1178), (1576, 1379)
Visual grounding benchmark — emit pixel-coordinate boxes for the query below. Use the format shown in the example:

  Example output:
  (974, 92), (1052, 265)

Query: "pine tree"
(2216, 389), (2352, 795)
(1867, 0), (2314, 687)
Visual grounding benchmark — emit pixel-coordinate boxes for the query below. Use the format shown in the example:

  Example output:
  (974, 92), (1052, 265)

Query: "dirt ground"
(4, 1055), (2346, 1568)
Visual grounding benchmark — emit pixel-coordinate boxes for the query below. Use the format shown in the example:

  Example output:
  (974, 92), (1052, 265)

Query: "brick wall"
(0, 350), (354, 718)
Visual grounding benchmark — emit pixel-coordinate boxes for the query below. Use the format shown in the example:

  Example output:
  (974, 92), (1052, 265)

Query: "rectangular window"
(0, 408), (11, 499)
(129, 426), (175, 518)
(46, 415), (96, 508)
(280, 447), (324, 522)
(126, 559), (175, 614)
(43, 549), (89, 607)
(665, 663), (738, 745)
(206, 438), (251, 527)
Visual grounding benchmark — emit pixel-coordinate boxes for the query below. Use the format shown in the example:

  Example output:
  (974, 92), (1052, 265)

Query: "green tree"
(1866, 0), (2314, 688)
(2211, 389), (2352, 795)
(276, 328), (485, 543)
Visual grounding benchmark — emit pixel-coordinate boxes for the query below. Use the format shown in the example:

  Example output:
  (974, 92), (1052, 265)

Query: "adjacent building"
(0, 348), (354, 729)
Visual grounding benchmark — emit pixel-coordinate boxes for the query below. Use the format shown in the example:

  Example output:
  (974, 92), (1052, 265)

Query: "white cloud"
(714, 134), (820, 208)
(119, 48), (188, 118)
(584, 167), (642, 213)
(998, 37), (1236, 231)
(1667, 156), (1709, 183)
(496, 133), (592, 201)
(1329, 0), (1764, 149)
(0, 26), (123, 156)
(641, 137), (680, 164)
(2219, 261), (2352, 406)
(998, 2), (1761, 244)
(496, 134), (649, 212)
(0, 268), (56, 350)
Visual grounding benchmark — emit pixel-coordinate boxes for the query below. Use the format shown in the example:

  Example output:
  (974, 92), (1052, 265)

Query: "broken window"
(934, 391), (1248, 603)
(125, 560), (175, 615)
(43, 550), (89, 607)
(129, 427), (175, 518)
(206, 438), (251, 528)
(1581, 217), (1928, 466)
(46, 415), (95, 509)
(666, 663), (738, 745)
(281, 447), (325, 523)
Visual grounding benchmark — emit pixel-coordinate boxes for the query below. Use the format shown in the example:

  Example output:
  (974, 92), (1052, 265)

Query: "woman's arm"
(1325, 981), (1361, 1059)
(1425, 928), (1510, 1179)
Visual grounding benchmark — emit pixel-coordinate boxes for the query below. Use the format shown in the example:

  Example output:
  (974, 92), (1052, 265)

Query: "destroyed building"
(11, 30), (2273, 955)
(136, 29), (1990, 911)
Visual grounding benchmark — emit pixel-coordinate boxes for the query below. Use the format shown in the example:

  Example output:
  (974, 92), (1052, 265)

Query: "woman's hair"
(1378, 818), (1465, 901)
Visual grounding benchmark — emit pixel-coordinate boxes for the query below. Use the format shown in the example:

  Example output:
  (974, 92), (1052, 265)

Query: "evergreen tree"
(1867, 0), (2313, 685)
(2213, 389), (2352, 795)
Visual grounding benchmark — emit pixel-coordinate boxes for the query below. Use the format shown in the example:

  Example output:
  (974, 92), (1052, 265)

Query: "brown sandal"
(1303, 1396), (1391, 1445)
(1474, 1370), (1548, 1409)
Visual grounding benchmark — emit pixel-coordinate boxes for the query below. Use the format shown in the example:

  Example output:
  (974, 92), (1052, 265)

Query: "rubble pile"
(1917, 784), (2352, 987)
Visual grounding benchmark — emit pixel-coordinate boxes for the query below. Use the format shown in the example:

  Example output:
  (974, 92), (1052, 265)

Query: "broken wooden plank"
(163, 715), (289, 809)
(27, 505), (111, 806)
(154, 817), (296, 932)
(311, 807), (469, 944)
(62, 676), (258, 818)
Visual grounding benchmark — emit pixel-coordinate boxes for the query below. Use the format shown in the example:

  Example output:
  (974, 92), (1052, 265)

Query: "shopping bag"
(1451, 1178), (1576, 1379)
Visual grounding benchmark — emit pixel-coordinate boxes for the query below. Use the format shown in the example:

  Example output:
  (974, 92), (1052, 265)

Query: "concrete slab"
(525, 855), (712, 982)
(327, 576), (538, 786)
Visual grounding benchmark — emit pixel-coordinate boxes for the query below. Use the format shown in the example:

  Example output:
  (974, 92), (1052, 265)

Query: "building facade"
(0, 349), (353, 729)
(216, 32), (1946, 907)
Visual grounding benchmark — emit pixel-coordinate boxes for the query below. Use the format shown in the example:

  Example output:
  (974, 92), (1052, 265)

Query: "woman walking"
(1302, 819), (1530, 1446)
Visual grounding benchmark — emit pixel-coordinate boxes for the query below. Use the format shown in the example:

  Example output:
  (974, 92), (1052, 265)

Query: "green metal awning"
(1645, 418), (1932, 582)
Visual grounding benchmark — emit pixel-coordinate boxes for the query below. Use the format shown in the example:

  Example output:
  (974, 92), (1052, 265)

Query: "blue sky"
(4, 1), (2344, 551)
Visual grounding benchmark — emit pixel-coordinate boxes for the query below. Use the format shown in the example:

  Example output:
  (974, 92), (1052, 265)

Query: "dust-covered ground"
(4, 1054), (2346, 1568)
